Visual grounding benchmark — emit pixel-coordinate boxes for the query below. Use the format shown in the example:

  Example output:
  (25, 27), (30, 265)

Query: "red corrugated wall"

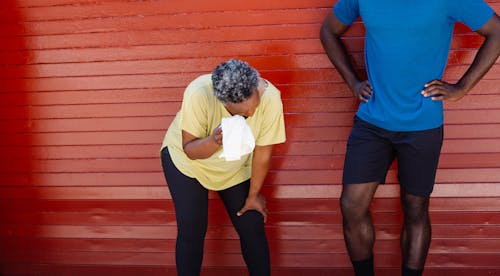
(0, 0), (499, 275)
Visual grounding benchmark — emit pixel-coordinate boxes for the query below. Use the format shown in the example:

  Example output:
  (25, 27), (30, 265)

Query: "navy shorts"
(342, 116), (443, 197)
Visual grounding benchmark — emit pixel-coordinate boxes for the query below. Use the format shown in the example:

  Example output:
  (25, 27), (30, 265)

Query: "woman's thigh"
(161, 147), (209, 233)
(217, 180), (265, 232)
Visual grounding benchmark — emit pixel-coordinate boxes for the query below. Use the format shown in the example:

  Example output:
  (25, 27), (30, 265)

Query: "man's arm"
(320, 10), (372, 102)
(236, 144), (273, 222)
(422, 14), (500, 101)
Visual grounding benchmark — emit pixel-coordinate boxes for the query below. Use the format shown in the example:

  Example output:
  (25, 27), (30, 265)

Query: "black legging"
(161, 147), (270, 276)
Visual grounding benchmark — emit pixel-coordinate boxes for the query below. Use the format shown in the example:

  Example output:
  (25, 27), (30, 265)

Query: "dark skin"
(320, 12), (500, 103)
(320, 9), (500, 270)
(181, 78), (271, 222)
(422, 15), (500, 101)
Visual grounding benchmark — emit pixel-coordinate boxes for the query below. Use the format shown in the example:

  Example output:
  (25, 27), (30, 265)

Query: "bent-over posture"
(160, 59), (286, 276)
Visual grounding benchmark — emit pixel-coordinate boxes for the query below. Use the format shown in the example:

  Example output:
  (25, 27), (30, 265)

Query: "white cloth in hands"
(219, 115), (255, 161)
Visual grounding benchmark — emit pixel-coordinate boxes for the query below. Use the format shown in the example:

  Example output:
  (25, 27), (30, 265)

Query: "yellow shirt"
(161, 74), (286, 191)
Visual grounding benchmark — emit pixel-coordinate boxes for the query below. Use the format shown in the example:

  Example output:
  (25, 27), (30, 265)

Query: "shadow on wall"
(0, 1), (41, 274)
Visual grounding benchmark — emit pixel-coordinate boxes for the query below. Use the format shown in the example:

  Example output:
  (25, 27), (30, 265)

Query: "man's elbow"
(320, 21), (343, 48)
(319, 22), (331, 44)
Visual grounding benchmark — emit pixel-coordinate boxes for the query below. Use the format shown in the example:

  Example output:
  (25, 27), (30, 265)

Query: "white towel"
(219, 115), (255, 161)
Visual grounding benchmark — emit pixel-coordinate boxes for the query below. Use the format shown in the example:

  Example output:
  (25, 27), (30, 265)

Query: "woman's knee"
(178, 225), (207, 245)
(176, 212), (208, 241)
(234, 211), (266, 239)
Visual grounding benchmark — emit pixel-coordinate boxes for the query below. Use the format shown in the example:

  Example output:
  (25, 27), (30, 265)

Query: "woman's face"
(223, 79), (265, 117)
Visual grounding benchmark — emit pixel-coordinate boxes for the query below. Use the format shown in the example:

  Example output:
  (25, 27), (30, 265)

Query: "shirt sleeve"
(449, 0), (494, 31)
(179, 86), (209, 138)
(334, 0), (360, 26)
(255, 88), (286, 146)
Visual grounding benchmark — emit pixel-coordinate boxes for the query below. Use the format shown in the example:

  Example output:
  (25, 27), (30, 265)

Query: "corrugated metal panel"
(0, 0), (499, 275)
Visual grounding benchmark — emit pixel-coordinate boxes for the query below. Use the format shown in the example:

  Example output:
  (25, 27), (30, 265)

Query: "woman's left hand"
(237, 193), (268, 222)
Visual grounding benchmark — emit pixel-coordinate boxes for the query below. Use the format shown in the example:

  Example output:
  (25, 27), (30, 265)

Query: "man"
(320, 0), (499, 275)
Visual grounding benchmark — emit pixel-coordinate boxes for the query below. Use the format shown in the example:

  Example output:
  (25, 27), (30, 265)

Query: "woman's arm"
(236, 144), (273, 222)
(182, 127), (222, 160)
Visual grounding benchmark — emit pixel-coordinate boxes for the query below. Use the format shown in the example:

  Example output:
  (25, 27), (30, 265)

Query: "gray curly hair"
(212, 59), (260, 104)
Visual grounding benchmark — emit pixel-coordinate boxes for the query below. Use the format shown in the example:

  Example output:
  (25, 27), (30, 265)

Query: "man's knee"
(401, 194), (430, 224)
(340, 194), (370, 220)
(340, 184), (377, 219)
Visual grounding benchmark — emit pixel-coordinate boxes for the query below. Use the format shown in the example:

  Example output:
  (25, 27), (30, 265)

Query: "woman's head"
(212, 59), (259, 104)
(212, 59), (263, 117)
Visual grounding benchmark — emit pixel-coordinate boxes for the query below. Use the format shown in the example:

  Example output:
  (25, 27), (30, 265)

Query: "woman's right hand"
(182, 125), (222, 159)
(211, 125), (223, 146)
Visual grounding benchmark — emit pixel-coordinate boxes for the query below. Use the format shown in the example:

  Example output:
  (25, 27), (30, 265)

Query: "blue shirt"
(334, 0), (494, 131)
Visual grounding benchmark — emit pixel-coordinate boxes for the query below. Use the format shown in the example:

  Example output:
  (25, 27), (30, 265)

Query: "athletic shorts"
(342, 116), (443, 197)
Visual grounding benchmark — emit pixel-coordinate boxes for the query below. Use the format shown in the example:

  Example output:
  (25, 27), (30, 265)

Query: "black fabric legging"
(161, 148), (270, 276)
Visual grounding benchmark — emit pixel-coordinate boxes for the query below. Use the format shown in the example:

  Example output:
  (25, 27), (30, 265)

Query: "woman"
(160, 59), (286, 276)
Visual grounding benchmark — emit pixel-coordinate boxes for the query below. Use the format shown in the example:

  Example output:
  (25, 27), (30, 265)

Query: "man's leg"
(340, 181), (379, 276)
(342, 117), (396, 275)
(395, 126), (443, 276)
(400, 190), (431, 275)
